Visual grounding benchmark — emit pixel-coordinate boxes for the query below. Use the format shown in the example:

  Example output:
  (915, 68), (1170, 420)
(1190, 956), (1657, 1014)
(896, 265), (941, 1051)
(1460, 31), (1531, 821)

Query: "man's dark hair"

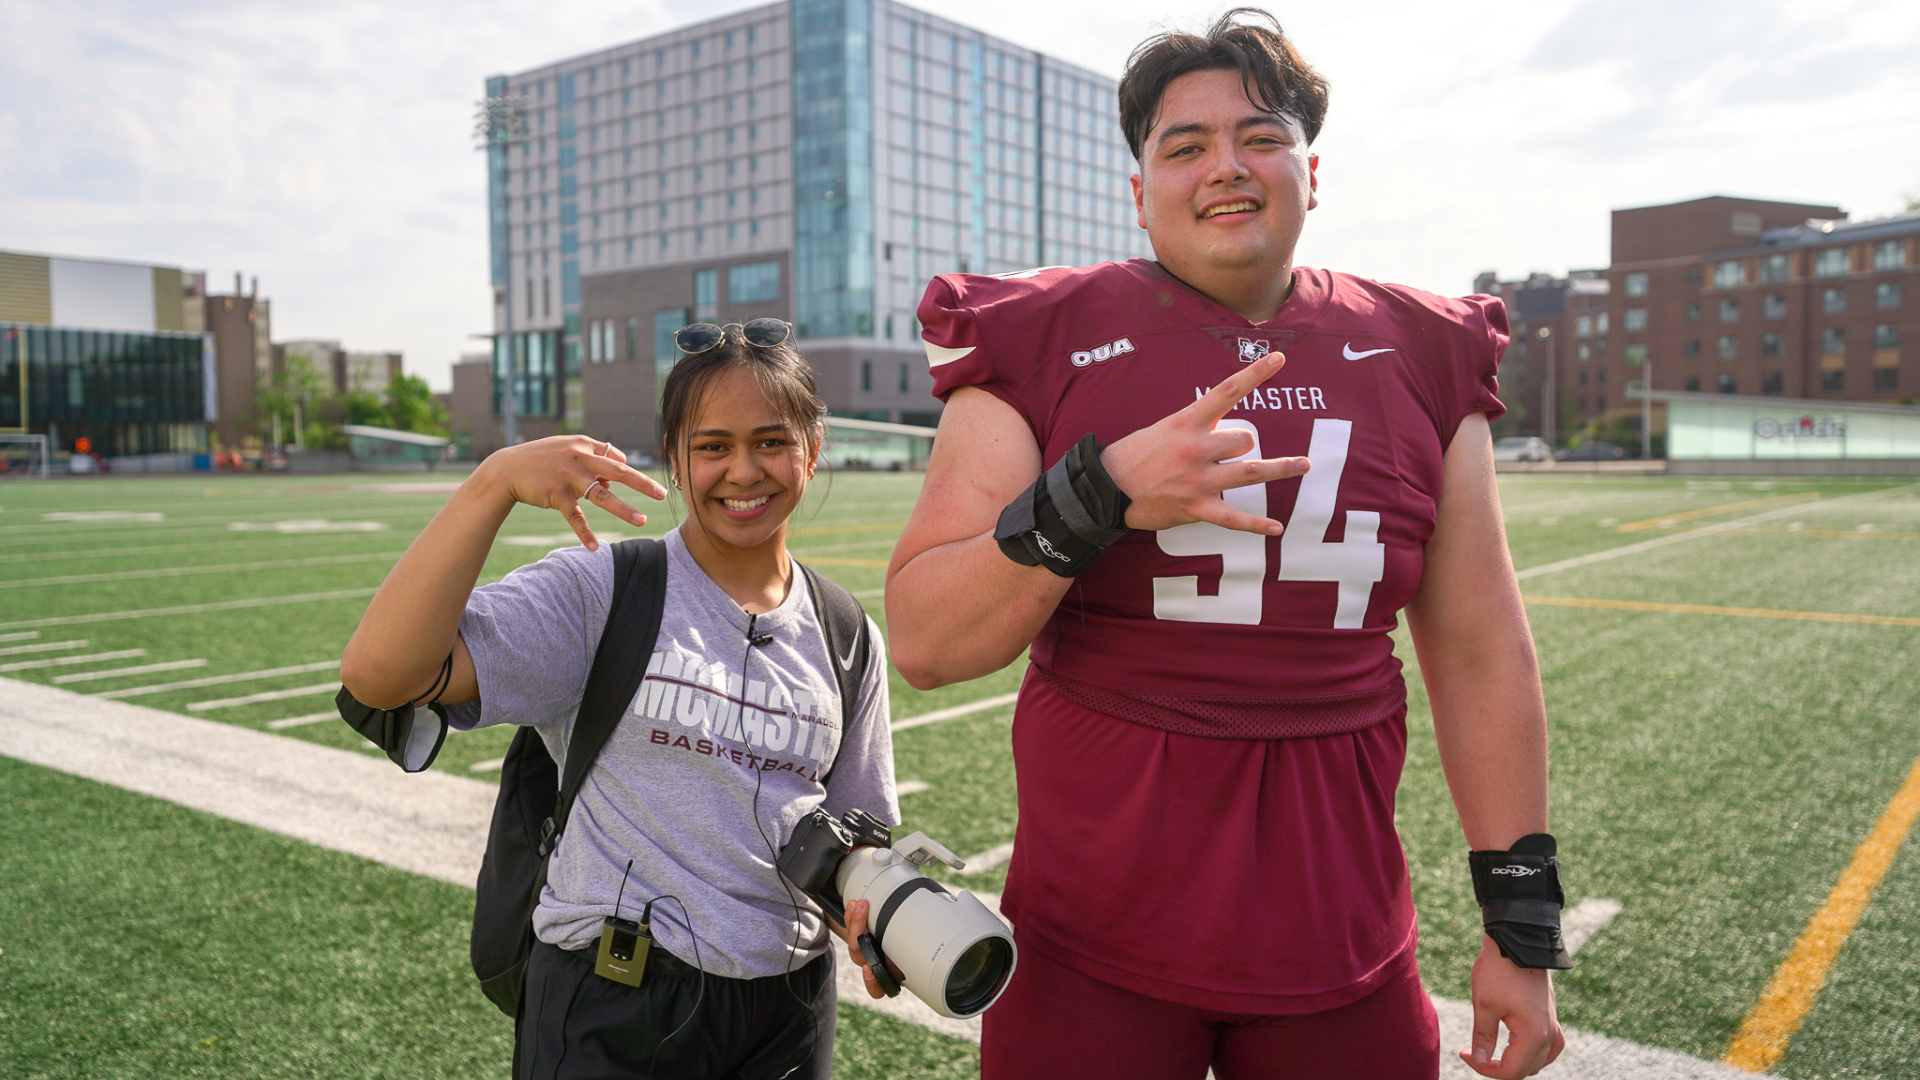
(1117, 8), (1329, 163)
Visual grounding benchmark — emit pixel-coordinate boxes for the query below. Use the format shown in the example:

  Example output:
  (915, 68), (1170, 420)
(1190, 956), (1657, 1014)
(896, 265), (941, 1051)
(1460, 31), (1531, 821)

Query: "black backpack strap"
(540, 537), (670, 858)
(797, 562), (872, 786)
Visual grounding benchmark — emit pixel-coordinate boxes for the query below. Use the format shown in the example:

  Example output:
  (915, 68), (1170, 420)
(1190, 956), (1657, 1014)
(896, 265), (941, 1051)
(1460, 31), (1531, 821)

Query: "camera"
(778, 808), (1016, 1019)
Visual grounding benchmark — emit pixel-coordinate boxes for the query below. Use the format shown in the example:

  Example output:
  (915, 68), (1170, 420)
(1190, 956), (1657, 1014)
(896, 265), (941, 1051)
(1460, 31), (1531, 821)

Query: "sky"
(3, 0), (1918, 392)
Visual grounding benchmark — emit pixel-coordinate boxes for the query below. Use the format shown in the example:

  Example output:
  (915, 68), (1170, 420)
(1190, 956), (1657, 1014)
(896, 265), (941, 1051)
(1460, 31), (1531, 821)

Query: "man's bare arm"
(1405, 412), (1563, 1079)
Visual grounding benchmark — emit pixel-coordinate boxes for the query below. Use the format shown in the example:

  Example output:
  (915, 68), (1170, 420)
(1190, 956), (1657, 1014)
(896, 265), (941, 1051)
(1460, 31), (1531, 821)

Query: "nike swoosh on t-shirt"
(1343, 344), (1395, 360)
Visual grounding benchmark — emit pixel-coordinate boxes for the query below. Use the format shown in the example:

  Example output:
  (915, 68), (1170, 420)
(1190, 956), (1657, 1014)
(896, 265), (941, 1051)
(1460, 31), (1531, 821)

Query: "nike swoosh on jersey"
(1343, 344), (1396, 360)
(835, 635), (859, 672)
(924, 341), (977, 368)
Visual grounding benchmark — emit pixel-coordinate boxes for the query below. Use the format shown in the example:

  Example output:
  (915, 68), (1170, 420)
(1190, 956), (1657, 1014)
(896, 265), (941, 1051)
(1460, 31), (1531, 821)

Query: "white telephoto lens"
(837, 836), (1017, 1018)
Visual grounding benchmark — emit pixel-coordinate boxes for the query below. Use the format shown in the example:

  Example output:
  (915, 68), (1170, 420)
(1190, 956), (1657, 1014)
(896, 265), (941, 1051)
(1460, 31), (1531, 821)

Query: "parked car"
(1555, 440), (1629, 462)
(1491, 436), (1552, 463)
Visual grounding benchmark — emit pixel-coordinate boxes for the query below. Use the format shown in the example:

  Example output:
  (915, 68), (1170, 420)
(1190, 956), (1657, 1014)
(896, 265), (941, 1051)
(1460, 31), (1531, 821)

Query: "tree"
(384, 372), (449, 435)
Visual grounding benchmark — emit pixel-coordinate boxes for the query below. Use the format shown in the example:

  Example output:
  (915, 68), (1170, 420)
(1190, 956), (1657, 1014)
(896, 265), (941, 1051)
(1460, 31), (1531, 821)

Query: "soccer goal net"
(0, 434), (51, 478)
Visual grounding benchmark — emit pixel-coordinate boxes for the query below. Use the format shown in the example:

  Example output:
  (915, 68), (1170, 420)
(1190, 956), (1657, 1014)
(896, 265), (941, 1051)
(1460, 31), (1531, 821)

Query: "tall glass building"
(478, 0), (1149, 455)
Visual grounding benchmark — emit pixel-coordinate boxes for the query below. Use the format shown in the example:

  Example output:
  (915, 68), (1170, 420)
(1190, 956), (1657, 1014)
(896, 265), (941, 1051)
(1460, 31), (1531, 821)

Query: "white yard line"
(266, 712), (340, 730)
(851, 586), (885, 600)
(896, 779), (931, 795)
(0, 587), (378, 631)
(956, 841), (1015, 876)
(1564, 898), (1624, 956)
(189, 683), (340, 711)
(891, 692), (1020, 732)
(0, 551), (400, 591)
(53, 658), (209, 684)
(0, 638), (86, 656)
(469, 758), (505, 773)
(95, 660), (339, 700)
(1516, 484), (1919, 581)
(0, 677), (1778, 1078)
(0, 630), (40, 642)
(0, 648), (145, 673)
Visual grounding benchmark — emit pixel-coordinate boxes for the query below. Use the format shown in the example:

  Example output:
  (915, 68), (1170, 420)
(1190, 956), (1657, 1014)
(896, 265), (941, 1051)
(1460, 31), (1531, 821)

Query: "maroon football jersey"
(918, 259), (1507, 1012)
(921, 259), (1507, 739)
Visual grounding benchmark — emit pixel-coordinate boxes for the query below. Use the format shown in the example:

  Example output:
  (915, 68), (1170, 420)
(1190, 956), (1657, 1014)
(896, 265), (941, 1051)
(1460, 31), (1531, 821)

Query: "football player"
(886, 9), (1566, 1080)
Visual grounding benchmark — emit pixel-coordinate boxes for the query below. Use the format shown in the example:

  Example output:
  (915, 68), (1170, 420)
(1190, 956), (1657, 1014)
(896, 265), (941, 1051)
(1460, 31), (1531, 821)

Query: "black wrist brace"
(994, 433), (1131, 577)
(1469, 832), (1573, 970)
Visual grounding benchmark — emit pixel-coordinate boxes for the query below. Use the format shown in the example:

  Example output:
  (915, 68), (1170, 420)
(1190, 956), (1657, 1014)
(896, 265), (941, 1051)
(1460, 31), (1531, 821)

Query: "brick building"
(1481, 196), (1918, 444)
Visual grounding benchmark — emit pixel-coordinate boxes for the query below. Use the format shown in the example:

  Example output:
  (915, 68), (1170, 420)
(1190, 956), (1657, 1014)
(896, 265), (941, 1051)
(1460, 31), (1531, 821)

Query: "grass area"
(4, 471), (1920, 1077)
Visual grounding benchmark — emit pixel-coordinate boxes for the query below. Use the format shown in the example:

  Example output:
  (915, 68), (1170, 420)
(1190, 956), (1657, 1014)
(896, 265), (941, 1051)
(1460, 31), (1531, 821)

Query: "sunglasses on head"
(673, 318), (792, 355)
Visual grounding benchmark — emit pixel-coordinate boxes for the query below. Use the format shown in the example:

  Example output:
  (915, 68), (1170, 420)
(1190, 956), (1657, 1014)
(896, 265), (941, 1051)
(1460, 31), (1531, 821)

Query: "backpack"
(465, 538), (874, 1016)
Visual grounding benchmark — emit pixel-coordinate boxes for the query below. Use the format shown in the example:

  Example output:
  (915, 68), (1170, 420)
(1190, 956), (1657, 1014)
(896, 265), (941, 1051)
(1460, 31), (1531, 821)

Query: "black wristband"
(1468, 832), (1573, 970)
(994, 433), (1132, 577)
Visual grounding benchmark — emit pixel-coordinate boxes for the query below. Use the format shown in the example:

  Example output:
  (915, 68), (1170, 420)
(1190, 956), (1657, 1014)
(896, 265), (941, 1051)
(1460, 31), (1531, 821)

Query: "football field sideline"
(0, 676), (1778, 1079)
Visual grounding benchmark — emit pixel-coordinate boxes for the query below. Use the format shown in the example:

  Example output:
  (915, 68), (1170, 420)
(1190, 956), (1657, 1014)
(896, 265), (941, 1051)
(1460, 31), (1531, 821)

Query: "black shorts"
(518, 938), (836, 1080)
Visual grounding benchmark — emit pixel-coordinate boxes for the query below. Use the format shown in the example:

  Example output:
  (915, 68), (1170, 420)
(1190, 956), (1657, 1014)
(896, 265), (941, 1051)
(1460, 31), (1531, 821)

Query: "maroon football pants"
(981, 940), (1440, 1080)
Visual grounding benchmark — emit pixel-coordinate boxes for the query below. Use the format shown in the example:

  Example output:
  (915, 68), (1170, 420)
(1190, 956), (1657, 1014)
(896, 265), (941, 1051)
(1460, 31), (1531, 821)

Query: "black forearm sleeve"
(994, 433), (1131, 577)
(1468, 832), (1574, 970)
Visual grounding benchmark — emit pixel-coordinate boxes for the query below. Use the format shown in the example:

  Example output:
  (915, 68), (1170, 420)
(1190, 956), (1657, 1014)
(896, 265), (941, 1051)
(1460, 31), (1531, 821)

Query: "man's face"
(1131, 67), (1318, 283)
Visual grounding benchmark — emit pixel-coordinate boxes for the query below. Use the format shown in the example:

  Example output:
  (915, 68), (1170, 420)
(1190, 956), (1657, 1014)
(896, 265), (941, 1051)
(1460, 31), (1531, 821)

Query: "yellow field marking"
(1616, 492), (1819, 532)
(1723, 752), (1920, 1071)
(1730, 527), (1920, 541)
(788, 519), (908, 537)
(1523, 595), (1920, 627)
(799, 556), (890, 568)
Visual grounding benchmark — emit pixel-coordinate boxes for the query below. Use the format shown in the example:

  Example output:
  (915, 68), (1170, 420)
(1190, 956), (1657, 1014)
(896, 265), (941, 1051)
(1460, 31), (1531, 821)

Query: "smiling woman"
(337, 324), (902, 1080)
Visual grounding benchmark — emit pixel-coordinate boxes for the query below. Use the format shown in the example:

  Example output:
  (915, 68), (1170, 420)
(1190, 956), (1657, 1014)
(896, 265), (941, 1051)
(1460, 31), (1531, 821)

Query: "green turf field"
(3, 470), (1918, 1078)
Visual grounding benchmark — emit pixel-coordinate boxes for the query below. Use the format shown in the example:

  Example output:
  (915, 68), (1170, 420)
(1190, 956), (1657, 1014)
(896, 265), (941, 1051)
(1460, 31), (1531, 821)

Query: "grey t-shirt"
(446, 527), (898, 979)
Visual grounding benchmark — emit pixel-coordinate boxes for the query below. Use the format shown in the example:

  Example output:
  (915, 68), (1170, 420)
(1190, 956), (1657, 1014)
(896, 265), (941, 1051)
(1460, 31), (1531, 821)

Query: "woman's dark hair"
(1117, 8), (1330, 163)
(657, 328), (827, 483)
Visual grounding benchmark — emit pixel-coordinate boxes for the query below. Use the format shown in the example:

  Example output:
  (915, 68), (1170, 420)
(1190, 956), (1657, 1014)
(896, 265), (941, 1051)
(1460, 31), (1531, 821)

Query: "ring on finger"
(583, 478), (609, 499)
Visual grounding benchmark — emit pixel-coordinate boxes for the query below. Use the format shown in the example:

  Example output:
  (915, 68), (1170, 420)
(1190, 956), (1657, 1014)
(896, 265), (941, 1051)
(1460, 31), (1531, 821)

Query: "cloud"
(0, 0), (1916, 394)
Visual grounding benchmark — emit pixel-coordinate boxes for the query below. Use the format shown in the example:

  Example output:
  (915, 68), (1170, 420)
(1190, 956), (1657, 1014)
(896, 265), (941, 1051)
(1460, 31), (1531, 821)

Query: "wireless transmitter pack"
(596, 859), (652, 988)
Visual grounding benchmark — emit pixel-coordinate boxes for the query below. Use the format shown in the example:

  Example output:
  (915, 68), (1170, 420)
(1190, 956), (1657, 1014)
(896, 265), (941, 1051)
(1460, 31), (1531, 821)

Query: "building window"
(1575, 315), (1592, 337)
(727, 260), (781, 303)
(1624, 272), (1648, 297)
(1822, 370), (1844, 393)
(694, 268), (717, 315)
(1822, 327), (1846, 355)
(1815, 248), (1850, 277)
(1764, 293), (1787, 319)
(587, 320), (602, 362)
(1685, 339), (1701, 358)
(1713, 260), (1745, 288)
(626, 316), (640, 360)
(898, 362), (910, 393)
(1684, 375), (1701, 391)
(1719, 298), (1739, 323)
(1624, 344), (1648, 367)
(1877, 324), (1900, 349)
(1624, 308), (1648, 332)
(1876, 368), (1899, 390)
(1685, 302), (1701, 322)
(860, 360), (872, 392)
(1686, 265), (1703, 285)
(1762, 332), (1784, 356)
(1577, 342), (1591, 362)
(1717, 374), (1737, 394)
(1874, 240), (1907, 270)
(1596, 312), (1609, 334)
(1717, 336), (1738, 360)
(1760, 254), (1792, 282)
(1823, 287), (1846, 315)
(1878, 282), (1902, 310)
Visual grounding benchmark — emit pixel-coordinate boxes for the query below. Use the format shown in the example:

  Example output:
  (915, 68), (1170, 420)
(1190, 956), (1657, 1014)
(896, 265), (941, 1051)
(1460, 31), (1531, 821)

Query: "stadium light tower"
(474, 92), (531, 448)
(1537, 325), (1557, 449)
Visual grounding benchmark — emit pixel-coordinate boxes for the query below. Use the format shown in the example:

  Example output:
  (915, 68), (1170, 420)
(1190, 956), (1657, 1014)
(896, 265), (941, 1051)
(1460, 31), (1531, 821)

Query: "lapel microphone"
(746, 612), (773, 647)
